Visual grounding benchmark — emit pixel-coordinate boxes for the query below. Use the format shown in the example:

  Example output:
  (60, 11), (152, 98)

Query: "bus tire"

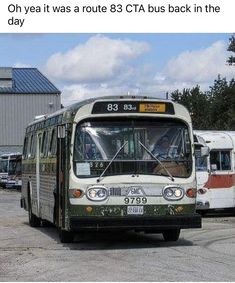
(41, 220), (54, 227)
(28, 194), (41, 227)
(162, 229), (180, 242)
(59, 229), (74, 243)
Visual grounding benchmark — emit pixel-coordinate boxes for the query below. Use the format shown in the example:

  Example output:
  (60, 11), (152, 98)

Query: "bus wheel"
(28, 195), (41, 227)
(59, 229), (74, 243)
(162, 229), (180, 242)
(41, 220), (54, 227)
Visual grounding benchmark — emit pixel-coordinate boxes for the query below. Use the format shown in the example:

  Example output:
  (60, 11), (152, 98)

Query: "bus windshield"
(0, 159), (8, 173)
(9, 158), (22, 176)
(73, 119), (192, 178)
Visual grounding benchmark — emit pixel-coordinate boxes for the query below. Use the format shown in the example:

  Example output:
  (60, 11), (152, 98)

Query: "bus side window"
(28, 134), (34, 159)
(28, 136), (31, 158)
(50, 128), (57, 157)
(29, 134), (36, 159)
(48, 129), (53, 157)
(40, 132), (44, 157)
(23, 136), (29, 159)
(210, 151), (220, 170)
(221, 151), (231, 170)
(210, 150), (231, 171)
(41, 131), (49, 158)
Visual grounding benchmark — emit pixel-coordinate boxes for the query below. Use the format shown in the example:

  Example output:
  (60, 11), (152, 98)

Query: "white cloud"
(14, 62), (32, 68)
(45, 39), (235, 106)
(155, 41), (235, 91)
(45, 34), (150, 84)
(61, 83), (144, 106)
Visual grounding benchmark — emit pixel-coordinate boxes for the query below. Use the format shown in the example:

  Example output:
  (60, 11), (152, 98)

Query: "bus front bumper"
(196, 201), (210, 210)
(70, 214), (201, 231)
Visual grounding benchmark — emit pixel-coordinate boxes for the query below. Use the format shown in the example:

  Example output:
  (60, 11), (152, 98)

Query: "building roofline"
(0, 91), (61, 95)
(0, 67), (61, 94)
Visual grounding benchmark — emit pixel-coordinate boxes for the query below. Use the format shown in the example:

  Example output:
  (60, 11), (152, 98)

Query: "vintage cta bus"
(21, 96), (201, 243)
(0, 153), (22, 189)
(194, 130), (235, 214)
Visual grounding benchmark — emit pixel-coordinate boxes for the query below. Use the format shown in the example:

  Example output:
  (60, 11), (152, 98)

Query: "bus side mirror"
(200, 146), (209, 157)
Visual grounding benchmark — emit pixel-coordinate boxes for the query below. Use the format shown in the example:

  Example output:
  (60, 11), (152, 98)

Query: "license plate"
(127, 206), (144, 215)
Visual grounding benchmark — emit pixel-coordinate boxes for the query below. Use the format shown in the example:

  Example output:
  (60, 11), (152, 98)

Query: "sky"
(0, 33), (234, 106)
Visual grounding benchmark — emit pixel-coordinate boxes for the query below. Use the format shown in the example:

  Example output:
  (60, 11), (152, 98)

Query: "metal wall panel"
(0, 93), (61, 152)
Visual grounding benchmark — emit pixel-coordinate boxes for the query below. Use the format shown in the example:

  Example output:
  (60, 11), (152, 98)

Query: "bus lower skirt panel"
(70, 214), (201, 231)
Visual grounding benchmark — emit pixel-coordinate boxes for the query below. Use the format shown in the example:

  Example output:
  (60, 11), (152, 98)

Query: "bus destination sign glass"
(92, 101), (174, 114)
(139, 103), (166, 113)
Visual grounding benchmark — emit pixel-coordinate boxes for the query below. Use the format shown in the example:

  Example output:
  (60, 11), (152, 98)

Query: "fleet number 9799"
(124, 197), (147, 204)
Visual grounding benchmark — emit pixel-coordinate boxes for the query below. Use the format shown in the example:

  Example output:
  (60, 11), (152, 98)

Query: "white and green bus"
(21, 96), (201, 243)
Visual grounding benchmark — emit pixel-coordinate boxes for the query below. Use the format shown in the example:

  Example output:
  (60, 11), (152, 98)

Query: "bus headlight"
(163, 186), (184, 201)
(86, 186), (108, 201)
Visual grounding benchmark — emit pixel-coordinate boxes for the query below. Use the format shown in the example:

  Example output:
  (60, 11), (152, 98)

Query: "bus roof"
(25, 96), (191, 132)
(0, 152), (22, 159)
(194, 130), (235, 150)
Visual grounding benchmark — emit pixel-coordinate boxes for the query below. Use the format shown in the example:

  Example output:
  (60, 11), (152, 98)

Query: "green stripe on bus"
(69, 204), (195, 217)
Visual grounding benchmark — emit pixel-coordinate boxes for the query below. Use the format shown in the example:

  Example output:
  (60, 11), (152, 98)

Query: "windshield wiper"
(138, 141), (174, 182)
(97, 141), (128, 183)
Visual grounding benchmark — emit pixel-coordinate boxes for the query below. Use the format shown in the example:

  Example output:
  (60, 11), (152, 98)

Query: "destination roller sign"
(92, 101), (175, 114)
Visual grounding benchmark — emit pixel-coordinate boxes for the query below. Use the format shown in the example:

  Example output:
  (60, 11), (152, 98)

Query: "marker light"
(86, 206), (93, 213)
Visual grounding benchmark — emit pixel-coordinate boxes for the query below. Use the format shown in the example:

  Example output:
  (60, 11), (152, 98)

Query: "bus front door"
(56, 125), (66, 229)
(36, 133), (42, 216)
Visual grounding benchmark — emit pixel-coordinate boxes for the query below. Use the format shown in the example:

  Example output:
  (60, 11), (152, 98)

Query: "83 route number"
(107, 103), (137, 112)
(124, 197), (147, 204)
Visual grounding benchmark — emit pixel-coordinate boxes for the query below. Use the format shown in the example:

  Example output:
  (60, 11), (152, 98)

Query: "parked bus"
(0, 153), (22, 189)
(0, 154), (8, 186)
(21, 96), (201, 243)
(194, 131), (235, 214)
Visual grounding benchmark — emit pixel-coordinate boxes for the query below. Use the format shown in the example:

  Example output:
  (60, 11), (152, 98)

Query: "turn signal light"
(186, 188), (196, 198)
(72, 189), (83, 198)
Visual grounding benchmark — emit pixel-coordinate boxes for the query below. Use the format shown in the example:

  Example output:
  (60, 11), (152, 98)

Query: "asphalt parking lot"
(0, 189), (235, 281)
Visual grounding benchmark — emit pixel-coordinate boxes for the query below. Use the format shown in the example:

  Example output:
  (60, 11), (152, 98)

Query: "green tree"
(208, 76), (235, 130)
(227, 35), (235, 65)
(171, 86), (210, 129)
(170, 77), (235, 130)
(226, 79), (235, 130)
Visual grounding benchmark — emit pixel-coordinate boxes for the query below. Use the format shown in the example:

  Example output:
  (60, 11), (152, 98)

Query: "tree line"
(170, 35), (235, 130)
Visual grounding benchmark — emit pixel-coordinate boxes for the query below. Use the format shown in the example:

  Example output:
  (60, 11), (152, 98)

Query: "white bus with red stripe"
(194, 131), (235, 213)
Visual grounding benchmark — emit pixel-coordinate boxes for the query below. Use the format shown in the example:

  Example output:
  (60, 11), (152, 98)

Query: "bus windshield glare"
(73, 119), (192, 178)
